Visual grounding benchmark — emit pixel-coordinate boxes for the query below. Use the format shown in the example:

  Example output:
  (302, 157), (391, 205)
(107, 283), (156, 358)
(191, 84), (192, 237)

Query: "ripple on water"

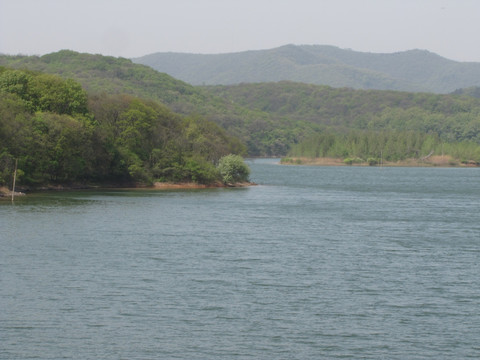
(1, 164), (480, 359)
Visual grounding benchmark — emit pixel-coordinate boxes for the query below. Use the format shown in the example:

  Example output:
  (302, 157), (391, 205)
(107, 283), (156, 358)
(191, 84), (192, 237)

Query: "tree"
(217, 154), (250, 184)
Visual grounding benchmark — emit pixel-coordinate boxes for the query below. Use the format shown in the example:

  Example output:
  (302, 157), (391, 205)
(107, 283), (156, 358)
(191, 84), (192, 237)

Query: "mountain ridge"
(133, 44), (480, 93)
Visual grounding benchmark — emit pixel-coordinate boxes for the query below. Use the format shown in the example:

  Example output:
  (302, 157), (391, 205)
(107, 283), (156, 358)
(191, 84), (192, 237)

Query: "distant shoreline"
(280, 156), (479, 167)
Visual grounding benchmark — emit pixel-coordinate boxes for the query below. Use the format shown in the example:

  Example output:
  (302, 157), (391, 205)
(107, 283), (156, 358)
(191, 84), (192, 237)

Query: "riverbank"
(0, 186), (26, 199)
(281, 155), (479, 167)
(153, 181), (254, 189)
(0, 181), (256, 199)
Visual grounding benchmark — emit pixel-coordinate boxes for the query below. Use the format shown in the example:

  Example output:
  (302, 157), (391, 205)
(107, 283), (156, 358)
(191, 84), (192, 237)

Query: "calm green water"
(1, 159), (480, 359)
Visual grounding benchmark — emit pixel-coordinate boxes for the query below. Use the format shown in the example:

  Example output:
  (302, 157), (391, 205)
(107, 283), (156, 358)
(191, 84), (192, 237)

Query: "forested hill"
(133, 44), (480, 93)
(205, 81), (480, 145)
(0, 50), (207, 108)
(0, 51), (317, 155)
(0, 67), (245, 188)
(2, 51), (480, 158)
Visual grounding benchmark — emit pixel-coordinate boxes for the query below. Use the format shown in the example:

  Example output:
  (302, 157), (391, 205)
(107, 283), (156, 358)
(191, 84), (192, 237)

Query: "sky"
(1, 0), (479, 62)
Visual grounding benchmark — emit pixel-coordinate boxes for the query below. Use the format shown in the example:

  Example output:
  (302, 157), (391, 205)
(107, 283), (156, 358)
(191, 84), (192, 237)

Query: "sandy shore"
(153, 181), (254, 189)
(0, 186), (26, 198)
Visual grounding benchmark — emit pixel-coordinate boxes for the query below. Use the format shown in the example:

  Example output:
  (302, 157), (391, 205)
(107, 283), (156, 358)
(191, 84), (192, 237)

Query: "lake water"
(1, 159), (480, 359)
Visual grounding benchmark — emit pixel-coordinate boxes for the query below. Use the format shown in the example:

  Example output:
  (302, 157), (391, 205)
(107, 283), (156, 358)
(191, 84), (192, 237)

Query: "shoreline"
(280, 156), (479, 167)
(0, 186), (26, 199)
(0, 182), (256, 198)
(152, 181), (254, 189)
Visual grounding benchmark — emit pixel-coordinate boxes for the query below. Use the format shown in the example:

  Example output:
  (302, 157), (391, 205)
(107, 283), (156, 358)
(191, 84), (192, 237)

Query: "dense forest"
(4, 51), (480, 157)
(207, 82), (480, 154)
(0, 51), (302, 156)
(284, 129), (480, 165)
(208, 82), (480, 163)
(2, 50), (480, 183)
(0, 67), (245, 188)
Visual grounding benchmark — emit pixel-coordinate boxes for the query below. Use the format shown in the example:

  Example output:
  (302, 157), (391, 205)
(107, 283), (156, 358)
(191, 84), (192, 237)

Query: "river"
(1, 159), (480, 359)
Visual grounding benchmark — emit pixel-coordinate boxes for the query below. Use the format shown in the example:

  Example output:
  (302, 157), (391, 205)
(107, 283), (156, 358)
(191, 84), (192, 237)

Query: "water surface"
(1, 160), (480, 359)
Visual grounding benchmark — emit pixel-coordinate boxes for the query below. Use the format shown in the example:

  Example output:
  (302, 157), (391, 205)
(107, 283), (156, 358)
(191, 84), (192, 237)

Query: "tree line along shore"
(281, 129), (480, 167)
(0, 67), (250, 192)
(3, 50), (480, 193)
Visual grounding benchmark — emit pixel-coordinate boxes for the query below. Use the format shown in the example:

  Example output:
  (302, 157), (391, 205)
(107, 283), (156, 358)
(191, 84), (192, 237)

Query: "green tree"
(217, 154), (250, 184)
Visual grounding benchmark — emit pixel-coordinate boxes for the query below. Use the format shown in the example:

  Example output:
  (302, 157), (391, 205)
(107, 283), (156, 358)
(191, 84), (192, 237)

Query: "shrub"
(367, 157), (379, 166)
(344, 157), (363, 165)
(183, 156), (219, 184)
(217, 154), (250, 184)
(344, 158), (354, 165)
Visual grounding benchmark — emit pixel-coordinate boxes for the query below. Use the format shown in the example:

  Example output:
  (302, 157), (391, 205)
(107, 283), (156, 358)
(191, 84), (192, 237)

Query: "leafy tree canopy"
(287, 129), (480, 165)
(3, 52), (480, 157)
(217, 154), (250, 184)
(0, 68), (245, 188)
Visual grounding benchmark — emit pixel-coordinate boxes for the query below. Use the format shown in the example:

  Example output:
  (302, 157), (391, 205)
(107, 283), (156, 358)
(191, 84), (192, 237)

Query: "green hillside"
(205, 81), (480, 147)
(133, 44), (480, 93)
(0, 67), (245, 188)
(0, 51), (308, 156)
(0, 50), (208, 107)
(2, 51), (480, 161)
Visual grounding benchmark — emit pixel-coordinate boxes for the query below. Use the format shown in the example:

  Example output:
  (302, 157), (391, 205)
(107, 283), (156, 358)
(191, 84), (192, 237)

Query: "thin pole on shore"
(11, 159), (17, 202)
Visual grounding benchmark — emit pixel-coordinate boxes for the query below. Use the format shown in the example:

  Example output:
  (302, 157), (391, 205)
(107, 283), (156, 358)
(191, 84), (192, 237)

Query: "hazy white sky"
(0, 0), (479, 62)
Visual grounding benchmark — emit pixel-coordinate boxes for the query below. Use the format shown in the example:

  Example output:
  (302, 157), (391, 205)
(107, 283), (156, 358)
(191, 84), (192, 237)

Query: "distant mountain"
(133, 44), (480, 93)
